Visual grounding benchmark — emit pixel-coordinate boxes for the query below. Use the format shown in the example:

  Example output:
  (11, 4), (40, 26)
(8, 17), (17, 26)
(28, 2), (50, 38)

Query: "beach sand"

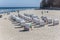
(0, 10), (60, 40)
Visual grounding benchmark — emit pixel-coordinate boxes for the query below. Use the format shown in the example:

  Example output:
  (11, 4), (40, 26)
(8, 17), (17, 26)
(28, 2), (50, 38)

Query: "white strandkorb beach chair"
(10, 15), (17, 20)
(19, 14), (32, 22)
(41, 16), (52, 24)
(24, 13), (39, 19)
(10, 15), (26, 25)
(32, 18), (45, 26)
(47, 18), (52, 24)
(31, 15), (39, 19)
(32, 18), (40, 24)
(53, 19), (59, 26)
(40, 20), (45, 26)
(24, 13), (33, 17)
(18, 14), (25, 19)
(24, 23), (32, 31)
(41, 16), (47, 22)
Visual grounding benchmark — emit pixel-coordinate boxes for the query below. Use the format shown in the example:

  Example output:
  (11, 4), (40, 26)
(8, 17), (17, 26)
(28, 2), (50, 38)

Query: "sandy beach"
(0, 10), (60, 40)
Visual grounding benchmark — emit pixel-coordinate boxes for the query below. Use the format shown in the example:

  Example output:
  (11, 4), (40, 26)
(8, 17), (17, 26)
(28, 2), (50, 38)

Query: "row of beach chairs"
(10, 13), (59, 31)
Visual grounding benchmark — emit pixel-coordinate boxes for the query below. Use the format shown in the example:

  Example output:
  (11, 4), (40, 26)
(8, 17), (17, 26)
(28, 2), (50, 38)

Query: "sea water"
(0, 7), (39, 14)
